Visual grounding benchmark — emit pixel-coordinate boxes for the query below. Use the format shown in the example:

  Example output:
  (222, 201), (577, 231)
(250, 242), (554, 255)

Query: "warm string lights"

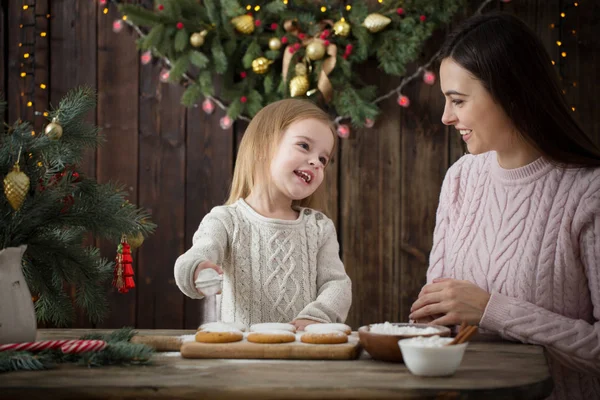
(18, 2), (51, 119)
(548, 1), (580, 112)
(103, 0), (493, 137)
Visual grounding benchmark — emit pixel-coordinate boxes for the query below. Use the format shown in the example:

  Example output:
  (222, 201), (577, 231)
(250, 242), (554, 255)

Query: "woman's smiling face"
(440, 58), (518, 155)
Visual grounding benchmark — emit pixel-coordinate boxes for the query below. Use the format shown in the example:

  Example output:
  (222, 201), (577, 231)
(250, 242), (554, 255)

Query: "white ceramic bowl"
(398, 337), (468, 377)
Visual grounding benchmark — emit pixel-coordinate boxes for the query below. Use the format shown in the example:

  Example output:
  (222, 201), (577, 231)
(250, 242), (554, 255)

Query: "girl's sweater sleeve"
(296, 219), (352, 323)
(480, 188), (600, 376)
(174, 207), (232, 299)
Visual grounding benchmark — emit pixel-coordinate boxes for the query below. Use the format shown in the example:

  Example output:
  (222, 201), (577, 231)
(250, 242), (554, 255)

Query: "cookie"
(195, 329), (244, 343)
(198, 321), (247, 332)
(300, 331), (348, 345)
(249, 323), (296, 333)
(304, 323), (352, 335)
(247, 330), (297, 344)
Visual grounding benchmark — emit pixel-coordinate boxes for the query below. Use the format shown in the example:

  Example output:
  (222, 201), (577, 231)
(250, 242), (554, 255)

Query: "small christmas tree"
(0, 86), (155, 327)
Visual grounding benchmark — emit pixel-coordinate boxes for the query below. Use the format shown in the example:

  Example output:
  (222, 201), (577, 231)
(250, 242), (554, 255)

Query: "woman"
(409, 13), (600, 399)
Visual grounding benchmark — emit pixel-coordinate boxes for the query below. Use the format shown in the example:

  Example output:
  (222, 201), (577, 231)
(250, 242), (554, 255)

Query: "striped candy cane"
(61, 340), (107, 354)
(0, 339), (107, 353)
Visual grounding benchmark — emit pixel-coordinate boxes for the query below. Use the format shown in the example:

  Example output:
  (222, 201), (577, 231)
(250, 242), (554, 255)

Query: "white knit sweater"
(174, 199), (352, 325)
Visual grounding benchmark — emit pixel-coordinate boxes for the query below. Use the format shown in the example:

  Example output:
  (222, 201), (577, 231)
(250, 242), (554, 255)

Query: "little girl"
(174, 99), (352, 330)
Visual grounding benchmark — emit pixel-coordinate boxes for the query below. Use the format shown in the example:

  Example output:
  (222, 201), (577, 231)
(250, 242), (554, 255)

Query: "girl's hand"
(292, 319), (320, 331)
(409, 278), (491, 326)
(193, 261), (223, 296)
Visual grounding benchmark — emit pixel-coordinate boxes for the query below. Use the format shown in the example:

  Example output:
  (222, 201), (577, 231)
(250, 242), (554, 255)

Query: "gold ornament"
(268, 37), (282, 51)
(126, 231), (145, 249)
(3, 163), (30, 211)
(231, 14), (255, 34)
(44, 117), (63, 140)
(251, 57), (273, 74)
(333, 19), (351, 37)
(306, 40), (326, 61)
(290, 63), (309, 97)
(190, 30), (208, 47)
(363, 13), (392, 33)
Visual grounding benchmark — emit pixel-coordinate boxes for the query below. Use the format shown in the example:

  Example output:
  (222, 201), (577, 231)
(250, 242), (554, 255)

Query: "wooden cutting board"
(180, 333), (361, 360)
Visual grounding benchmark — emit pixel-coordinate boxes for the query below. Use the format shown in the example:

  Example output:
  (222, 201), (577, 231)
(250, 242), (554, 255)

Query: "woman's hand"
(292, 319), (320, 331)
(193, 261), (223, 296)
(409, 278), (491, 326)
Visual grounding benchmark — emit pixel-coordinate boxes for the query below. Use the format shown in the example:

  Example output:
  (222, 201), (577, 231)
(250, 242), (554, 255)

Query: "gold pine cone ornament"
(363, 13), (392, 33)
(231, 14), (255, 34)
(252, 57), (273, 74)
(3, 163), (30, 211)
(290, 63), (309, 97)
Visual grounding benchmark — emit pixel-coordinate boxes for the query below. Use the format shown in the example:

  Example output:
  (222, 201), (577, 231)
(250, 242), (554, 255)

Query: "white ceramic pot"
(0, 245), (37, 344)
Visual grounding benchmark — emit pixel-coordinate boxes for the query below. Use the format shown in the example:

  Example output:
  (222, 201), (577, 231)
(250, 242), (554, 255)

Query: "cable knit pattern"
(174, 199), (352, 326)
(427, 152), (600, 400)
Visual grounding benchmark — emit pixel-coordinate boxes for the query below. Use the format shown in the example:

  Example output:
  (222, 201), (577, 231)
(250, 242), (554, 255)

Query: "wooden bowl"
(358, 323), (451, 363)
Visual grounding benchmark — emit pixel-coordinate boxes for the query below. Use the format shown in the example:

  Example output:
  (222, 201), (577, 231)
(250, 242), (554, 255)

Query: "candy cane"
(61, 340), (107, 354)
(0, 339), (106, 353)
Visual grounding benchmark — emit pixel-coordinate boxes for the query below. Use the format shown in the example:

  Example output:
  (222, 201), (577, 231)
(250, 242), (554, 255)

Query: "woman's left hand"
(292, 319), (320, 331)
(409, 278), (491, 326)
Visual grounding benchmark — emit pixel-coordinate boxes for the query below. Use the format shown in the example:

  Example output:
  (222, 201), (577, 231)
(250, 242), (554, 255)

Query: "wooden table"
(0, 329), (553, 399)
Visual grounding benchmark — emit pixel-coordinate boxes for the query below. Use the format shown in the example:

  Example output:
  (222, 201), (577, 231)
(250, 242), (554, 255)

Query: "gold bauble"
(44, 117), (63, 140)
(251, 57), (272, 74)
(290, 75), (309, 97)
(333, 19), (351, 37)
(126, 231), (145, 249)
(190, 30), (208, 47)
(231, 14), (255, 34)
(306, 40), (326, 61)
(268, 37), (282, 51)
(295, 63), (307, 76)
(363, 13), (392, 33)
(3, 163), (30, 211)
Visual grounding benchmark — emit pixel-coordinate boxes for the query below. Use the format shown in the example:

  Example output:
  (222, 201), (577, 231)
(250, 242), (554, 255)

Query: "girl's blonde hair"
(225, 99), (336, 210)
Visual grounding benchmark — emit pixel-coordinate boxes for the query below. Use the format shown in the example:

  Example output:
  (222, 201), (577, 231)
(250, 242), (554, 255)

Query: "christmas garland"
(117, 0), (466, 127)
(0, 328), (153, 372)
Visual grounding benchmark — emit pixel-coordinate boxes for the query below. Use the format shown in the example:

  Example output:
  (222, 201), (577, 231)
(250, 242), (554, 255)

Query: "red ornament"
(397, 94), (410, 108)
(337, 124), (350, 138)
(423, 70), (436, 85)
(202, 98), (215, 114)
(176, 22), (184, 30)
(140, 50), (152, 65)
(99, 0), (107, 4)
(294, 43), (301, 50)
(288, 47), (296, 54)
(240, 71), (247, 78)
(298, 33), (306, 40)
(240, 96), (247, 103)
(281, 36), (288, 44)
(397, 8), (405, 15)
(271, 22), (278, 30)
(322, 29), (330, 37)
(157, 4), (164, 11)
(364, 118), (375, 128)
(112, 20), (124, 33)
(220, 116), (233, 130)
(254, 19), (262, 27)
(159, 68), (170, 82)
(420, 15), (427, 22)
(324, 40), (330, 46)
(113, 236), (135, 294)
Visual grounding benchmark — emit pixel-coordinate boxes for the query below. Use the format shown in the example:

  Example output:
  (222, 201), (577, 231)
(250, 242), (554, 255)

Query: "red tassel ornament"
(113, 235), (136, 293)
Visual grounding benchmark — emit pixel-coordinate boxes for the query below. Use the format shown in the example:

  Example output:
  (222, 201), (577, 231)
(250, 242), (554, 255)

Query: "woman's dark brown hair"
(438, 12), (600, 167)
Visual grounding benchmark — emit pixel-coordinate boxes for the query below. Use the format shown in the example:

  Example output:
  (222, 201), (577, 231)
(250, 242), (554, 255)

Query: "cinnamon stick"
(447, 323), (476, 346)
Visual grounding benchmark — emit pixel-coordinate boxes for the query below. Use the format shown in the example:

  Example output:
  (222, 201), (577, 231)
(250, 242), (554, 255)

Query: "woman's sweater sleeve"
(481, 189), (600, 376)
(174, 207), (231, 299)
(296, 219), (352, 323)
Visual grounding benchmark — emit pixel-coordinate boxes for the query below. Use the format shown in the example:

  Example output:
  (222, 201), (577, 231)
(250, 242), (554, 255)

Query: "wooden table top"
(0, 329), (553, 400)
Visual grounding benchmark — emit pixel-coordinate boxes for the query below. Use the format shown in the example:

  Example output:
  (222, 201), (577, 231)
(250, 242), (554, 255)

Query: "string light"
(246, 5), (251, 10)
(556, 40), (562, 46)
(103, 7), (109, 14)
(346, 5), (352, 11)
(40, 83), (46, 89)
(23, 5), (29, 10)
(320, 6), (326, 12)
(560, 12), (565, 17)
(561, 51), (567, 57)
(254, 5), (260, 11)
(40, 31), (47, 37)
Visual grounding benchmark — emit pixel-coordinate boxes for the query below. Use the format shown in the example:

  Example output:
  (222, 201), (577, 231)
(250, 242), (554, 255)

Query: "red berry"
(289, 47), (295, 54)
(158, 4), (164, 11)
(281, 36), (288, 44)
(323, 29), (330, 37)
(298, 33), (306, 40)
(271, 23), (278, 30)
(420, 15), (427, 22)
(294, 43), (301, 50)
(240, 71), (247, 78)
(324, 40), (330, 46)
(176, 22), (184, 30)
(240, 96), (247, 103)
(254, 19), (261, 27)
(346, 44), (353, 51)
(397, 8), (404, 15)
(342, 54), (348, 60)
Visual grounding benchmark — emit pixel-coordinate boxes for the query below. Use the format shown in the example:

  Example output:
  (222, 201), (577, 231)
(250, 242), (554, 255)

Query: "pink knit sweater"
(427, 152), (600, 400)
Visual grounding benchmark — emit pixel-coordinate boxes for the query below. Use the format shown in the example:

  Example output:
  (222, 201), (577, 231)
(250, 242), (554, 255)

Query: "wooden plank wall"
(1, 0), (598, 329)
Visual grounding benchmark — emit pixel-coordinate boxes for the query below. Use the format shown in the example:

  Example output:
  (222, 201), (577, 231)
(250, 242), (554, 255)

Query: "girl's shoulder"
(446, 152), (492, 179)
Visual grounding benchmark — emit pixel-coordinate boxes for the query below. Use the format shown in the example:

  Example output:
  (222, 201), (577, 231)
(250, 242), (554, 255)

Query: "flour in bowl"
(369, 322), (441, 335)
(398, 335), (452, 347)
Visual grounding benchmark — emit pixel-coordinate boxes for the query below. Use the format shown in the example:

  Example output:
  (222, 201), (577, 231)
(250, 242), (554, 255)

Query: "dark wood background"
(1, 0), (598, 330)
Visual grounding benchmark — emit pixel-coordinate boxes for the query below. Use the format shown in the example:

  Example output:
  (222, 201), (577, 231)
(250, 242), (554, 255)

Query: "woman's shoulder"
(447, 152), (492, 178)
